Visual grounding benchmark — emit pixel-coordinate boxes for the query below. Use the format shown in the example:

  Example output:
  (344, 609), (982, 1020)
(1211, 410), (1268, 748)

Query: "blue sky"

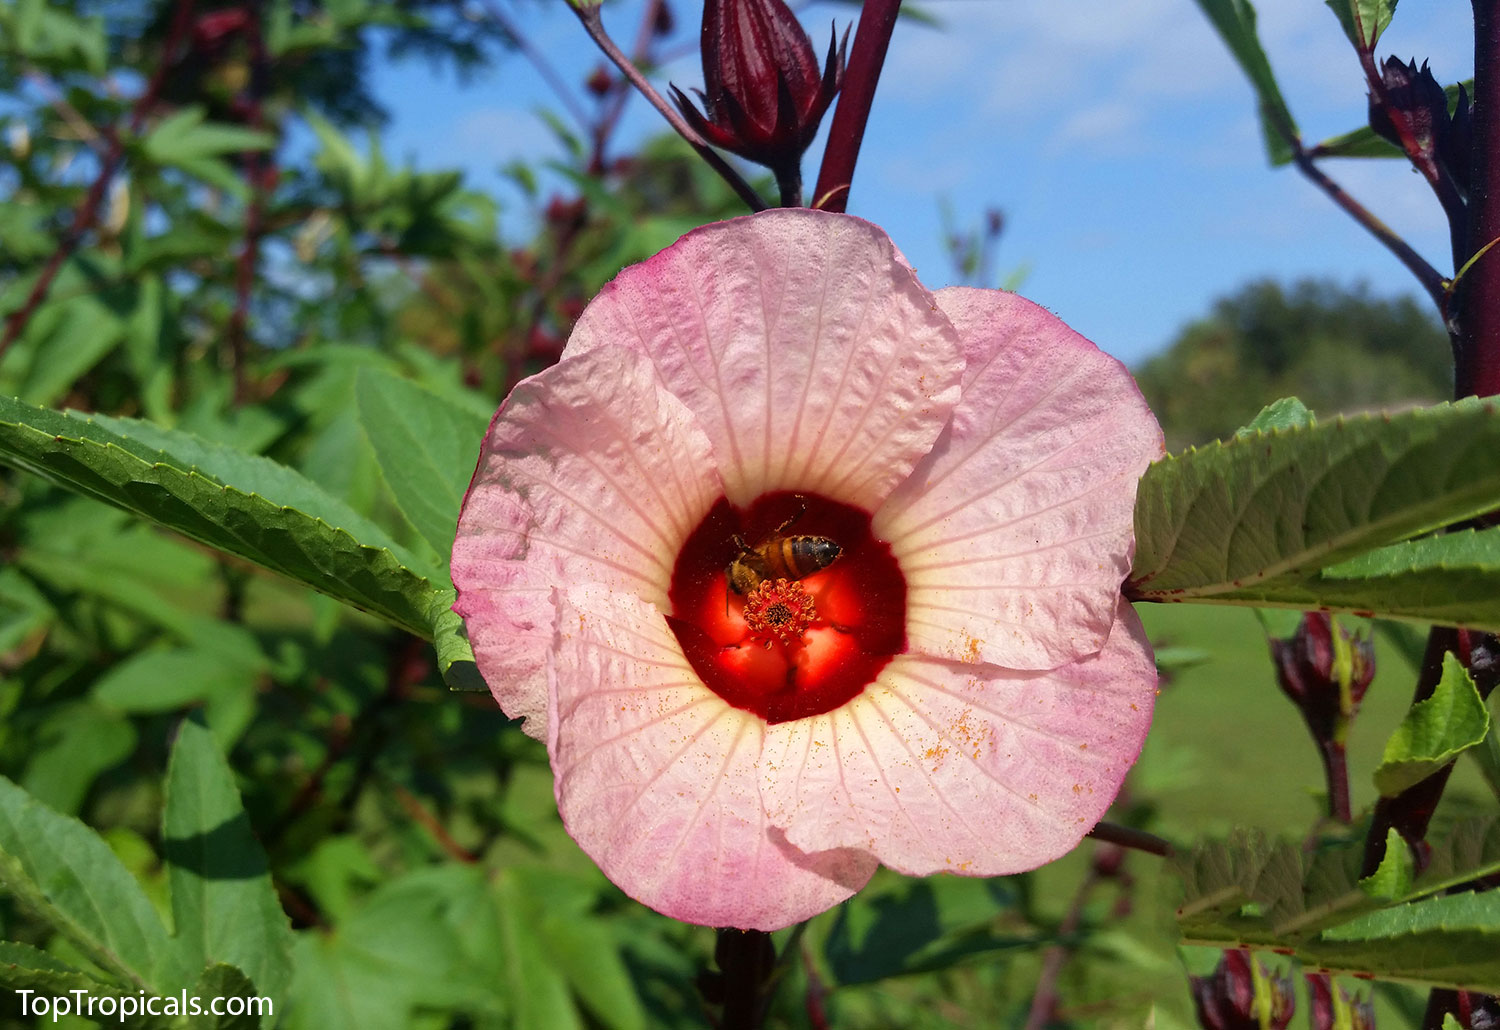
(373, 0), (1474, 366)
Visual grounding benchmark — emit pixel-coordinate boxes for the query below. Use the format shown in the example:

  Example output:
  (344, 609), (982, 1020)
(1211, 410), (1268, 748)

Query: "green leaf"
(0, 940), (108, 996)
(1129, 400), (1500, 606)
(0, 775), (188, 991)
(188, 964), (268, 1030)
(1236, 396), (1314, 437)
(1225, 528), (1500, 631)
(1191, 0), (1300, 164)
(493, 872), (585, 1030)
(163, 719), (294, 1003)
(1313, 891), (1500, 992)
(0, 394), (443, 637)
(508, 867), (648, 1030)
(432, 597), (486, 692)
(1172, 823), (1500, 988)
(354, 367), (488, 560)
(1324, 0), (1396, 50)
(1, 292), (127, 406)
(283, 866), (507, 1030)
(824, 873), (1029, 984)
(1314, 80), (1473, 159)
(141, 107), (277, 195)
(91, 646), (264, 746)
(1359, 828), (1414, 900)
(22, 701), (137, 815)
(1375, 653), (1490, 796)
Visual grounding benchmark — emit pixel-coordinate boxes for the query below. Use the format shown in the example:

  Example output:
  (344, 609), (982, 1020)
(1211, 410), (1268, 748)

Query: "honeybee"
(725, 503), (842, 596)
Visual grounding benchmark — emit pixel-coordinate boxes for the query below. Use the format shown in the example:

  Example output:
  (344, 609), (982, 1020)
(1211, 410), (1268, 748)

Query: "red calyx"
(670, 0), (846, 180)
(668, 491), (905, 724)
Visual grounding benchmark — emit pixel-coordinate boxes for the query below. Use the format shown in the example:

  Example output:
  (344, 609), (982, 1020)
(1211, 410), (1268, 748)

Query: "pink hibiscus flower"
(452, 209), (1164, 931)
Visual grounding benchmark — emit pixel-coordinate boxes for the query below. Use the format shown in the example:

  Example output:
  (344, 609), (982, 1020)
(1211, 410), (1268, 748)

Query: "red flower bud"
(1191, 951), (1296, 1030)
(652, 0), (675, 38)
(1306, 974), (1375, 1030)
(1270, 613), (1375, 746)
(193, 8), (251, 49)
(1368, 58), (1467, 190)
(585, 64), (614, 99)
(671, 0), (846, 180)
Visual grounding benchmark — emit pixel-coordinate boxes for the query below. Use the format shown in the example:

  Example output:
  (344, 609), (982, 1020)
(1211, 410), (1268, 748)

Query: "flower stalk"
(810, 0), (900, 211)
(571, 2), (767, 211)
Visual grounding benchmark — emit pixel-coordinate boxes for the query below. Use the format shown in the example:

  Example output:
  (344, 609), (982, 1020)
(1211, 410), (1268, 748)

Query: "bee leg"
(773, 496), (809, 536)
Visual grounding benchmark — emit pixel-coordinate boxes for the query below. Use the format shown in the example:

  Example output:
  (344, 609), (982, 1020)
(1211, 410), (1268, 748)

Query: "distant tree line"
(1135, 279), (1453, 450)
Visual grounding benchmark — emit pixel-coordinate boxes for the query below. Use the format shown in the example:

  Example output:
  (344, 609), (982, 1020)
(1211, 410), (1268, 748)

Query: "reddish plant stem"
(810, 0), (900, 212)
(1320, 740), (1353, 824)
(716, 928), (775, 1030)
(572, 3), (765, 211)
(1289, 142), (1448, 311)
(1023, 851), (1122, 1030)
(1364, 0), (1500, 888)
(0, 0), (197, 356)
(390, 782), (478, 863)
(1462, 0), (1500, 397)
(1085, 820), (1173, 857)
(589, 0), (661, 172)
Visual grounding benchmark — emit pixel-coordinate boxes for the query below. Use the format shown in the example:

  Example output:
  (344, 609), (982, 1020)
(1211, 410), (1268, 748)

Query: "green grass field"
(1136, 602), (1492, 837)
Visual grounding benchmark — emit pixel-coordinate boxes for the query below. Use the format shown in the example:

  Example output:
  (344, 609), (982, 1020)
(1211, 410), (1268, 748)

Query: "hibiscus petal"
(452, 346), (724, 736)
(875, 287), (1165, 670)
(760, 599), (1155, 876)
(565, 210), (965, 512)
(549, 587), (878, 930)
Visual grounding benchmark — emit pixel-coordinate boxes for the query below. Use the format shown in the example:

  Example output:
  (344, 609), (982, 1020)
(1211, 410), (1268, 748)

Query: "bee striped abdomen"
(726, 534), (842, 595)
(766, 536), (841, 580)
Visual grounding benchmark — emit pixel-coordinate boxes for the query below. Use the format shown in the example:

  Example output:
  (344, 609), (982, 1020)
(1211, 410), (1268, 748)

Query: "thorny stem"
(0, 0), (198, 356)
(810, 0), (900, 212)
(572, 4), (766, 212)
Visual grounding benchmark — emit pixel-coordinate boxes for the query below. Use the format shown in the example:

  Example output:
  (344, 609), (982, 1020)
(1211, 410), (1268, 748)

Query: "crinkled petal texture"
(453, 209), (1165, 931)
(549, 587), (878, 929)
(875, 287), (1165, 671)
(760, 599), (1156, 876)
(565, 211), (965, 511)
(452, 346), (723, 735)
